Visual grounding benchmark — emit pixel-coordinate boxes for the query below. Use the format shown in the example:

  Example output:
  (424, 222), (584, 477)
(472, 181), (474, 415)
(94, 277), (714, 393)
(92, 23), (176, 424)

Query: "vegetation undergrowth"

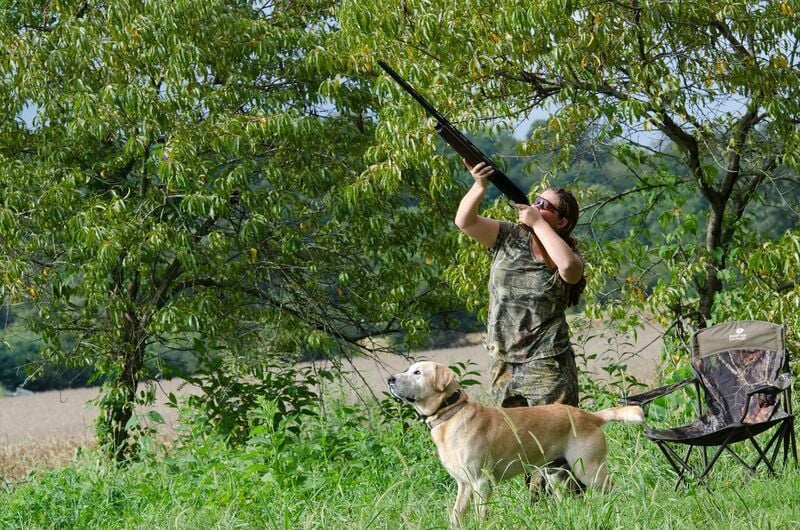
(1, 379), (799, 530)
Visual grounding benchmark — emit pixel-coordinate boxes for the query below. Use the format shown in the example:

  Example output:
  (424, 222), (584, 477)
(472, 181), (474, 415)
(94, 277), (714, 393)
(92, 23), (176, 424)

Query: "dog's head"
(387, 361), (458, 416)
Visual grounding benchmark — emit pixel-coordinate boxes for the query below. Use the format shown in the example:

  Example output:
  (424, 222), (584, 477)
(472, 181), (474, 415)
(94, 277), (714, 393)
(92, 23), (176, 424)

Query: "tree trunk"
(698, 202), (727, 328)
(98, 310), (145, 462)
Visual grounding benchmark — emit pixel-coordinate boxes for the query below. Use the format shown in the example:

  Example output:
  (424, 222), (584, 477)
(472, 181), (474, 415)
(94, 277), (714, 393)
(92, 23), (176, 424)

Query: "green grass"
(1, 396), (799, 529)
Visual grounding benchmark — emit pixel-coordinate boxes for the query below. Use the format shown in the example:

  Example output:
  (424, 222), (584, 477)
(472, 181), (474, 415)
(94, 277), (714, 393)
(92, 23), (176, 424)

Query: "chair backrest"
(692, 320), (785, 359)
(691, 321), (788, 424)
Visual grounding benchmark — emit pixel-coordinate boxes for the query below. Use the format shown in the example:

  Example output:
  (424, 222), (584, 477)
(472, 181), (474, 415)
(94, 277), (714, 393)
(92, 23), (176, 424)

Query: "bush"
(174, 357), (331, 446)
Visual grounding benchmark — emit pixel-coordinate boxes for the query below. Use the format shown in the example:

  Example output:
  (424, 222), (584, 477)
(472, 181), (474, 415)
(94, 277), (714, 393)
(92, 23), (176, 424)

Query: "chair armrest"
(740, 373), (792, 423)
(619, 376), (696, 407)
(748, 373), (792, 397)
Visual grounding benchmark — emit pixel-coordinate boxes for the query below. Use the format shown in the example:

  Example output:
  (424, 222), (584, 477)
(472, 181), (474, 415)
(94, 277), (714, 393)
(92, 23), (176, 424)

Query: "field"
(0, 319), (663, 481)
(0, 379), (191, 481)
(2, 320), (800, 528)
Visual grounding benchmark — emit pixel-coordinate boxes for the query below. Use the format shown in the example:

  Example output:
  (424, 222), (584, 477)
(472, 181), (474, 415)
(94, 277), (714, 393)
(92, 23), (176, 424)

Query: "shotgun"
(378, 60), (529, 205)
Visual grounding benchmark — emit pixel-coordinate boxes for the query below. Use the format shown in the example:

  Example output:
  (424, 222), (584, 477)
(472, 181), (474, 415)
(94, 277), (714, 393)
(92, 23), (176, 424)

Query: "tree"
(0, 0), (464, 460)
(336, 0), (800, 347)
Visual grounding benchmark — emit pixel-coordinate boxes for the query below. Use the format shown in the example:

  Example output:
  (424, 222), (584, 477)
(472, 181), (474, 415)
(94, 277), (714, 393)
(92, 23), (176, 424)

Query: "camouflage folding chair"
(622, 320), (796, 489)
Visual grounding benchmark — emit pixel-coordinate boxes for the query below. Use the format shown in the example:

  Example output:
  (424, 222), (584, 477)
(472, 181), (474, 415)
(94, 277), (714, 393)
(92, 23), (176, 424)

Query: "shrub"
(173, 357), (331, 446)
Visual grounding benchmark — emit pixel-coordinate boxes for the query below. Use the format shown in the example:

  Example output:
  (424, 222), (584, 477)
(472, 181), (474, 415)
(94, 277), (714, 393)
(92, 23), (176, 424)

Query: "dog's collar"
(426, 390), (466, 429)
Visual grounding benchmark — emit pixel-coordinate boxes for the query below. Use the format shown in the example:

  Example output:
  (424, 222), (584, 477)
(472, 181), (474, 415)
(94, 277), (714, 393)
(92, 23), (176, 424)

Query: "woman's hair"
(551, 187), (585, 307)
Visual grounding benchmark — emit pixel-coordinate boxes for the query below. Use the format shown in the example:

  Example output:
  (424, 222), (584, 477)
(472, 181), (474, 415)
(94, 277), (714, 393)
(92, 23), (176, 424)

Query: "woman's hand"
(512, 202), (544, 229)
(464, 160), (493, 187)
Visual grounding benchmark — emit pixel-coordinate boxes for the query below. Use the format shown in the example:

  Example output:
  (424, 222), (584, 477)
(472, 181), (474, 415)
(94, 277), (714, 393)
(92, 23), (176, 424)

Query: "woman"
(455, 161), (585, 408)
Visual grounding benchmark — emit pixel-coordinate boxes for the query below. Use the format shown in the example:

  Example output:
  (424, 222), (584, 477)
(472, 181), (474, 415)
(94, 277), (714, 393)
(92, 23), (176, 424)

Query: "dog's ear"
(434, 365), (455, 392)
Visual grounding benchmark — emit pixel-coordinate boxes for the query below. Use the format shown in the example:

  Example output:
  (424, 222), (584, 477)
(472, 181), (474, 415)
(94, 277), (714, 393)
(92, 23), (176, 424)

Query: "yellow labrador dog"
(388, 361), (644, 526)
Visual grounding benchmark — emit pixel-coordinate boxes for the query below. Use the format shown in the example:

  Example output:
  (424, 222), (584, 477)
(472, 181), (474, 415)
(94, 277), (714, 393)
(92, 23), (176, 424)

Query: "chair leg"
(753, 421), (796, 472)
(656, 421), (798, 487)
(769, 424), (786, 467)
(722, 445), (756, 474)
(772, 418), (797, 467)
(697, 441), (732, 483)
(781, 420), (797, 466)
(721, 423), (795, 477)
(745, 432), (776, 475)
(759, 423), (792, 471)
(656, 442), (695, 490)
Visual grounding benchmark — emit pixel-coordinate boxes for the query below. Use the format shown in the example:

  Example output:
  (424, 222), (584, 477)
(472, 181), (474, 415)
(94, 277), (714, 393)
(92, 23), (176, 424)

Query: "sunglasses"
(533, 195), (565, 217)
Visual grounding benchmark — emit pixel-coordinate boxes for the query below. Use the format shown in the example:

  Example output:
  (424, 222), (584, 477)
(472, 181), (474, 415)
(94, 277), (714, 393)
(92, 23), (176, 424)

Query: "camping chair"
(621, 320), (796, 488)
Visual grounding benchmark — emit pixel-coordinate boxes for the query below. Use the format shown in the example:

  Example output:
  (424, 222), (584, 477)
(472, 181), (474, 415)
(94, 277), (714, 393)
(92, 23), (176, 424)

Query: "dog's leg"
(571, 455), (611, 493)
(567, 432), (614, 493)
(547, 463), (589, 499)
(527, 468), (546, 502)
(472, 476), (493, 519)
(451, 479), (472, 527)
(527, 462), (574, 501)
(545, 468), (567, 500)
(589, 461), (612, 492)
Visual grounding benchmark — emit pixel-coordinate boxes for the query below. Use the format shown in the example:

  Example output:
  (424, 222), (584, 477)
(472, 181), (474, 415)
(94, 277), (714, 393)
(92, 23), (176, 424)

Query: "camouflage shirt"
(486, 221), (574, 363)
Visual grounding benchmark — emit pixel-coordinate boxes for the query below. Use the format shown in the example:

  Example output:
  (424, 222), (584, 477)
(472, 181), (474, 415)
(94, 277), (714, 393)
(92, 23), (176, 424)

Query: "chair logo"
(729, 327), (747, 341)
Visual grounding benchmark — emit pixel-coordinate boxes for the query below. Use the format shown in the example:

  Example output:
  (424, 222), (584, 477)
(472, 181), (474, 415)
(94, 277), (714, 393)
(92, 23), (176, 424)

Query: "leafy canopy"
(0, 0), (468, 456)
(336, 0), (800, 348)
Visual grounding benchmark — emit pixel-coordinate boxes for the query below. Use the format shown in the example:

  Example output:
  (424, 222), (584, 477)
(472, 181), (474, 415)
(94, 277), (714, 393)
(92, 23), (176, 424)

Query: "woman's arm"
(454, 161), (500, 249)
(514, 204), (584, 284)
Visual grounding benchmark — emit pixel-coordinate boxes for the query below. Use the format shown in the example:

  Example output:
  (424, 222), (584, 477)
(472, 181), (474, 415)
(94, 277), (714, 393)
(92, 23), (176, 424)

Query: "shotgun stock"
(378, 60), (529, 205)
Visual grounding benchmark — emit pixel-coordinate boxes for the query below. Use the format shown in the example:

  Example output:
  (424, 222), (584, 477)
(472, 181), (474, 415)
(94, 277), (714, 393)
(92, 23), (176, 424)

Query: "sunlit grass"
(1, 393), (798, 529)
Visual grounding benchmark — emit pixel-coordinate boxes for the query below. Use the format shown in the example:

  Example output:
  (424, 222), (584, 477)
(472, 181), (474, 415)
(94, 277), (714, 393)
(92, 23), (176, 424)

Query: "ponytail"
(552, 188), (585, 307)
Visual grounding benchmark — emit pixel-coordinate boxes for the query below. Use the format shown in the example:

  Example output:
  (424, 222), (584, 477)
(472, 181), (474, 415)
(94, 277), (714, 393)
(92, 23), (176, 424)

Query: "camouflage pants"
(490, 351), (579, 408)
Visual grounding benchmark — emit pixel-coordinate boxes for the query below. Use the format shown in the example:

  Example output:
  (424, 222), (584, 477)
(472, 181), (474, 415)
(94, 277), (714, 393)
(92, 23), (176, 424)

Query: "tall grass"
(1, 391), (799, 529)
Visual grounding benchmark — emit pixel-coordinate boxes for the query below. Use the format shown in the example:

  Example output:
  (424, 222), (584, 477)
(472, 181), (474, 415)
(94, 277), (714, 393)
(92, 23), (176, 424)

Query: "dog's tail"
(592, 405), (645, 425)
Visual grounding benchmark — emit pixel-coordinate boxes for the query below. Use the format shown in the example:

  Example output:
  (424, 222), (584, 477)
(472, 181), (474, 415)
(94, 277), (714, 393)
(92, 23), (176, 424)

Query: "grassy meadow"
(1, 387), (799, 530)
